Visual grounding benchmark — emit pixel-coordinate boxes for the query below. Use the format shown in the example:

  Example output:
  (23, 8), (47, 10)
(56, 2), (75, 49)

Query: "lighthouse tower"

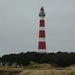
(38, 7), (46, 53)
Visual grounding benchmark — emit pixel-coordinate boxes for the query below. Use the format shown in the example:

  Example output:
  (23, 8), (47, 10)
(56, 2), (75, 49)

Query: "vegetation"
(0, 68), (22, 75)
(0, 68), (75, 75)
(0, 51), (75, 67)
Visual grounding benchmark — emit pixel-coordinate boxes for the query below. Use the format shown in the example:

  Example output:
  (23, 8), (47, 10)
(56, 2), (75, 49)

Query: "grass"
(0, 68), (75, 75)
(0, 63), (75, 75)
(19, 70), (75, 75)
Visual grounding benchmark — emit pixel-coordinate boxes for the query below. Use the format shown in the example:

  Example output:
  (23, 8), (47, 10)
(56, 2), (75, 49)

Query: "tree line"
(0, 51), (75, 67)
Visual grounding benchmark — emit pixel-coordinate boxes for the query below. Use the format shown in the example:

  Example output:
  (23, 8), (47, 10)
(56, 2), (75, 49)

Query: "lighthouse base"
(38, 49), (46, 53)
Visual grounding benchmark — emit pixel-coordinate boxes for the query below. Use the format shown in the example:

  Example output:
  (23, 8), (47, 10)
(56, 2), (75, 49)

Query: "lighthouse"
(38, 7), (46, 53)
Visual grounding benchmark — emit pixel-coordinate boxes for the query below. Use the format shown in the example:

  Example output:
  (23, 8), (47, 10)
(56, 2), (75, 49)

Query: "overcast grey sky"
(0, 0), (75, 56)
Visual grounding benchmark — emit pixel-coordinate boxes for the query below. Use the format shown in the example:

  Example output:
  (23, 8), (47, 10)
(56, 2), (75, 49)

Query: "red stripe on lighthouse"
(40, 20), (45, 27)
(39, 30), (45, 38)
(38, 42), (46, 49)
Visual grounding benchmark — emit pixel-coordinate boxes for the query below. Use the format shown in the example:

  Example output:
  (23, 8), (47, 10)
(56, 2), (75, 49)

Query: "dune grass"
(0, 63), (75, 75)
(0, 67), (75, 75)
(20, 70), (75, 75)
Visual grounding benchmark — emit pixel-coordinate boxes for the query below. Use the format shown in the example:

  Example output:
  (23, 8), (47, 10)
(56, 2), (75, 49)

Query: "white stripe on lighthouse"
(40, 17), (44, 20)
(38, 49), (46, 53)
(39, 38), (46, 42)
(39, 27), (45, 30)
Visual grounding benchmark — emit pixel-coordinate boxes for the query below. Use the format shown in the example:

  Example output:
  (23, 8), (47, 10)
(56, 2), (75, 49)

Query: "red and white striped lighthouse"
(38, 7), (46, 53)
